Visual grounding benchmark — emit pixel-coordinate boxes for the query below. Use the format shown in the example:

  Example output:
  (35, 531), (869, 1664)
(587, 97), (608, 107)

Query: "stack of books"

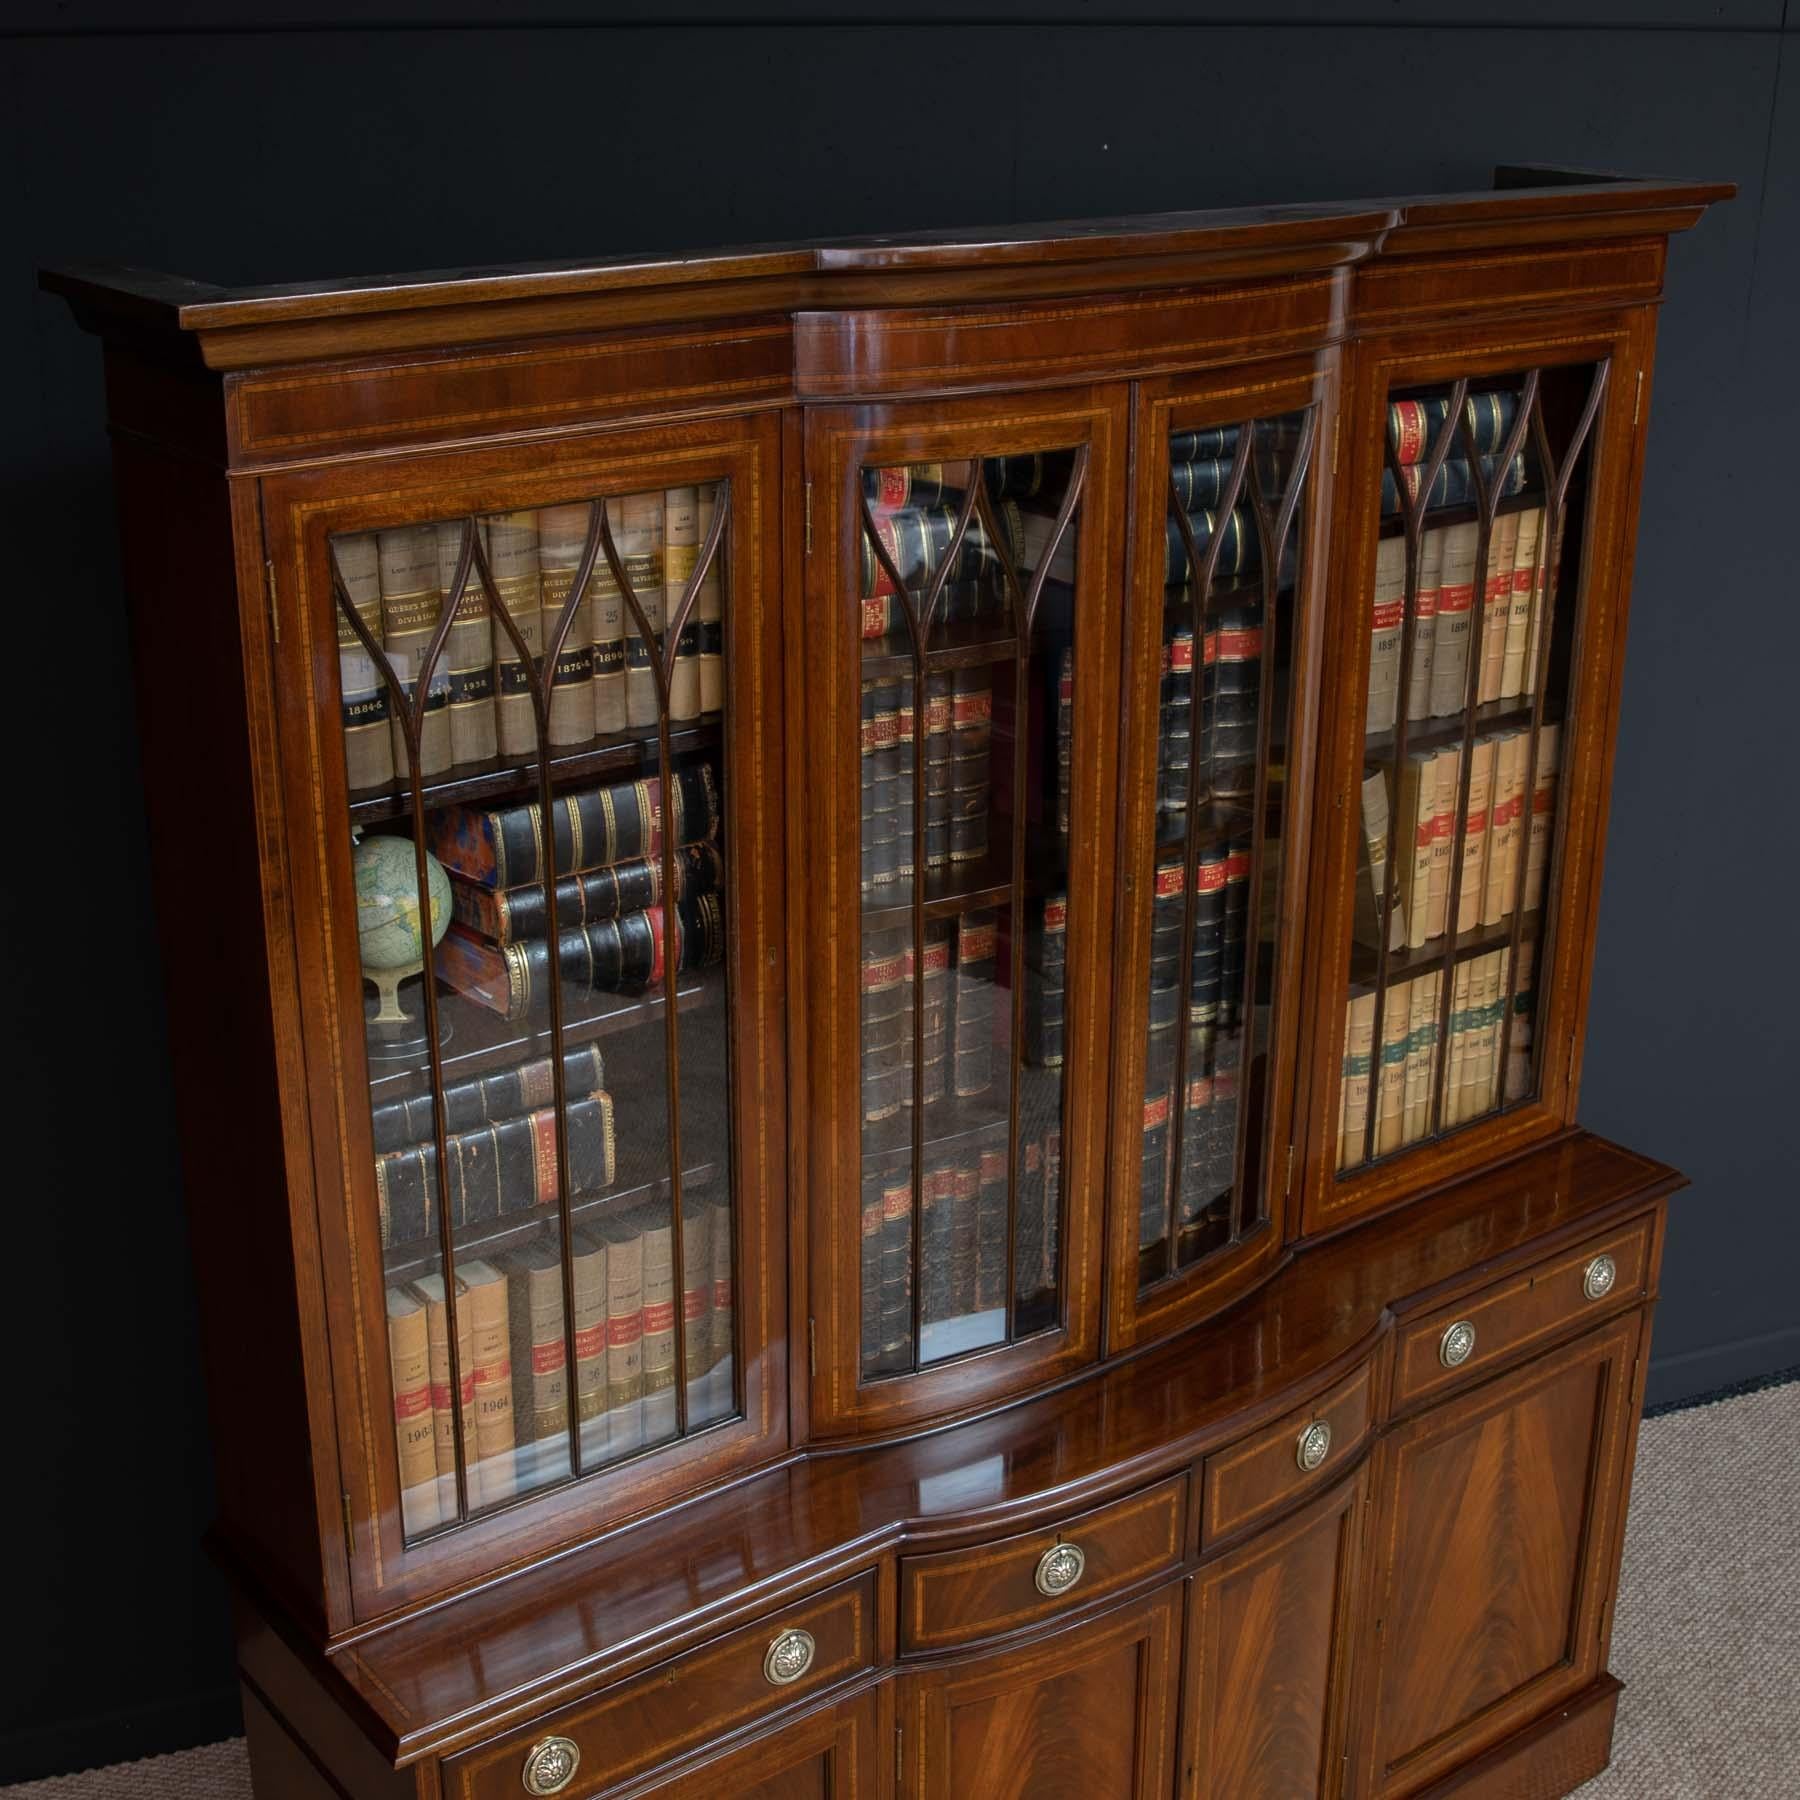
(331, 487), (725, 793)
(427, 765), (727, 1022)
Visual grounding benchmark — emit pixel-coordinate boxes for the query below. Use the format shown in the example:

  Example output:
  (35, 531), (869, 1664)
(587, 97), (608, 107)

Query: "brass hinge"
(804, 480), (813, 556)
(1633, 370), (1643, 427)
(340, 1491), (356, 1562)
(265, 559), (280, 646)
(1285, 1142), (1296, 1197)
(808, 1317), (817, 1378)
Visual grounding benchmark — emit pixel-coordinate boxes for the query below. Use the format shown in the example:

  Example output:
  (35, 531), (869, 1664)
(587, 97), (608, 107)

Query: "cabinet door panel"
(1184, 1466), (1366, 1799)
(632, 1686), (887, 1800)
(1106, 356), (1333, 1351)
(1305, 313), (1656, 1236)
(804, 388), (1127, 1437)
(1356, 1312), (1644, 1797)
(900, 1586), (1180, 1800)
(261, 414), (788, 1618)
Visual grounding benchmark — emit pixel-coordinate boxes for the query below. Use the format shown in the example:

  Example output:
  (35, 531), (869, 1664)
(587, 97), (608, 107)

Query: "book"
(1338, 990), (1378, 1170)
(1443, 960), (1473, 1128)
(331, 532), (395, 791)
(368, 1043), (606, 1152)
(953, 910), (998, 1101)
(1027, 893), (1068, 1068)
(1523, 512), (1567, 697)
(1482, 730), (1527, 925)
(663, 486), (703, 723)
(1501, 506), (1543, 698)
(1402, 526), (1445, 724)
(1402, 970), (1442, 1144)
(638, 1204), (678, 1444)
(1523, 723), (1560, 912)
(611, 492), (665, 730)
(436, 519), (497, 767)
(860, 928), (908, 1125)
(1477, 513), (1520, 705)
(413, 1272), (477, 1517)
(695, 485), (724, 714)
(459, 1260), (516, 1504)
(570, 1227), (609, 1428)
(428, 764), (719, 889)
(859, 499), (1026, 601)
(1454, 736), (1498, 935)
(680, 1196), (715, 1397)
(1427, 522), (1479, 717)
(448, 842), (724, 946)
(1425, 746), (1460, 940)
(378, 523), (452, 777)
(387, 1285), (441, 1536)
(483, 511), (545, 760)
(534, 505), (596, 746)
(709, 1190), (734, 1381)
(1379, 453), (1527, 516)
(1353, 768), (1406, 952)
(1211, 599), (1263, 798)
(373, 1091), (618, 1249)
(600, 1215), (645, 1459)
(1163, 508), (1269, 584)
(1374, 987), (1410, 1157)
(1388, 389), (1519, 465)
(975, 1145), (1007, 1313)
(878, 1169), (913, 1372)
(436, 892), (724, 1020)
(1366, 535), (1406, 736)
(500, 1239), (570, 1461)
(1399, 750), (1436, 952)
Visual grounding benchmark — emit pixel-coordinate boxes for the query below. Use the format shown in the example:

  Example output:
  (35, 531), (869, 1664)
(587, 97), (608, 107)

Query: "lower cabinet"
(897, 1585), (1182, 1799)
(1181, 1467), (1366, 1800)
(630, 1686), (888, 1800)
(1352, 1312), (1645, 1797)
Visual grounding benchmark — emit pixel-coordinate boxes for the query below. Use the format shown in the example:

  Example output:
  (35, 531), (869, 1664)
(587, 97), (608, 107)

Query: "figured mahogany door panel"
(802, 386), (1128, 1438)
(900, 1585), (1180, 1800)
(259, 412), (788, 1619)
(1356, 1312), (1644, 1798)
(1302, 310), (1659, 1240)
(626, 1685), (888, 1800)
(1182, 1466), (1366, 1800)
(1106, 355), (1334, 1354)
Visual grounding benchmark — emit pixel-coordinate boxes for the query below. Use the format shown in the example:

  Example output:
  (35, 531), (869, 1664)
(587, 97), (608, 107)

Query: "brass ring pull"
(1296, 1420), (1332, 1472)
(520, 1736), (581, 1796)
(1439, 1320), (1477, 1368)
(1583, 1255), (1618, 1301)
(1035, 1541), (1086, 1597)
(764, 1627), (816, 1687)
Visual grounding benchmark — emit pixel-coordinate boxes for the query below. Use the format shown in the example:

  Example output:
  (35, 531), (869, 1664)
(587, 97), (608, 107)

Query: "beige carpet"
(6, 1381), (1795, 1798)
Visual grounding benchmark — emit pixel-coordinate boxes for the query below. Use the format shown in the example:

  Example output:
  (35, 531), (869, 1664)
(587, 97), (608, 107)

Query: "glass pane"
(856, 452), (1081, 1377)
(1337, 368), (1598, 1174)
(1135, 413), (1313, 1292)
(332, 481), (737, 1545)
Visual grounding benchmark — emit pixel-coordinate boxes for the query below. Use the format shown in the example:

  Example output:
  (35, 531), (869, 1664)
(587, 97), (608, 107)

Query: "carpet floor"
(6, 1380), (1794, 1798)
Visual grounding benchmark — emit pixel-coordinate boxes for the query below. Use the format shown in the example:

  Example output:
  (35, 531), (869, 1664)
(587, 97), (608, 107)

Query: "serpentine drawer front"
(899, 1474), (1188, 1654)
(1391, 1214), (1654, 1414)
(1200, 1360), (1375, 1547)
(444, 1573), (876, 1800)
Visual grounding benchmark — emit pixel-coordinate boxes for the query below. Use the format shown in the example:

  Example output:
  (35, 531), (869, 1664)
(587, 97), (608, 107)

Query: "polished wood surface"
(1354, 1314), (1646, 1796)
(899, 1587), (1180, 1800)
(46, 171), (1726, 1800)
(1182, 1469), (1365, 1800)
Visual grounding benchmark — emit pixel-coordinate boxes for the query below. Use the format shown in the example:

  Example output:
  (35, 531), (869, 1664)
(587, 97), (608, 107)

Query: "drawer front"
(1201, 1360), (1375, 1546)
(1392, 1214), (1653, 1414)
(900, 1474), (1187, 1654)
(446, 1573), (877, 1800)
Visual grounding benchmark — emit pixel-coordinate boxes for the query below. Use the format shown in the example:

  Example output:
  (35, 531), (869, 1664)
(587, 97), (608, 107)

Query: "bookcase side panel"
(1298, 309), (1652, 1241)
(259, 408), (790, 1622)
(102, 352), (343, 1635)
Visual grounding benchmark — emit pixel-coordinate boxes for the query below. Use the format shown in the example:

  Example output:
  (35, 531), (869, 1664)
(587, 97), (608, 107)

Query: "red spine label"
(573, 1324), (606, 1360)
(642, 1300), (676, 1334)
(1154, 863), (1185, 899)
(1042, 897), (1068, 932)
(531, 1107), (560, 1205)
(1195, 858), (1227, 894)
(1143, 1092), (1171, 1130)
(606, 1316), (643, 1348)
(1438, 580), (1474, 616)
(1370, 599), (1405, 630)
(531, 1341), (567, 1376)
(952, 690), (992, 729)
(1216, 627), (1263, 661)
(393, 1387), (431, 1423)
(1226, 847), (1251, 883)
(960, 922), (999, 962)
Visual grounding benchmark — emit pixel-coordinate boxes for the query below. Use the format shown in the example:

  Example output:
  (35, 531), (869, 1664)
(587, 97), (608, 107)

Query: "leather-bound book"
(1389, 390), (1518, 465)
(638, 1204), (678, 1445)
(972, 1150), (1006, 1314)
(1523, 723), (1560, 912)
(1425, 747), (1460, 940)
(378, 523), (452, 777)
(1380, 453), (1526, 516)
(953, 910), (998, 1100)
(877, 1171), (913, 1372)
(1428, 522), (1479, 718)
(482, 510), (544, 761)
(600, 1216), (645, 1459)
(428, 764), (719, 889)
(663, 486), (703, 722)
(499, 1239), (569, 1467)
(535, 505), (597, 747)
(449, 842), (723, 947)
(435, 519), (496, 767)
(920, 1160), (955, 1329)
(1443, 960), (1474, 1129)
(860, 928), (909, 1125)
(458, 1260), (515, 1504)
(331, 532), (395, 791)
(571, 1227), (608, 1429)
(412, 1272), (477, 1516)
(368, 1043), (605, 1152)
(1400, 750), (1436, 952)
(1139, 1079), (1173, 1263)
(695, 485), (724, 714)
(1210, 598), (1263, 798)
(387, 1286), (441, 1537)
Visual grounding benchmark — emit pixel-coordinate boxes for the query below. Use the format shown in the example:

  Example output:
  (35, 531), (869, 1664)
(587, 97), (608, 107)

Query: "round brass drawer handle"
(764, 1627), (816, 1687)
(1583, 1254), (1618, 1302)
(1296, 1419), (1332, 1473)
(1439, 1320), (1477, 1369)
(520, 1735), (581, 1796)
(1035, 1541), (1086, 1597)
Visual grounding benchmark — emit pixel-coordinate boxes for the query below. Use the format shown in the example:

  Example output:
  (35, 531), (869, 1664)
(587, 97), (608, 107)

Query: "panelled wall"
(8, 1), (1796, 1782)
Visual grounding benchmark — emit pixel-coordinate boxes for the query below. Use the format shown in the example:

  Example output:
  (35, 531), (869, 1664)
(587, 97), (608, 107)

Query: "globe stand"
(363, 958), (452, 1062)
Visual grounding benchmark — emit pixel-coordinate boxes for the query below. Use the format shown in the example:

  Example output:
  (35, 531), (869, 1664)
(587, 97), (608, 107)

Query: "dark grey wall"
(5, 2), (1794, 1783)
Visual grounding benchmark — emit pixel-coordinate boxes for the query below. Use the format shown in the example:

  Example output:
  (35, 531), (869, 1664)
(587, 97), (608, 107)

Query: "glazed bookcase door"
(1303, 317), (1653, 1236)
(803, 387), (1125, 1437)
(1105, 359), (1330, 1351)
(260, 414), (786, 1618)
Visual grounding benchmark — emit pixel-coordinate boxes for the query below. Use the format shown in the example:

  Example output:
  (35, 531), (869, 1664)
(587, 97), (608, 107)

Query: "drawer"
(1392, 1213), (1654, 1414)
(444, 1572), (876, 1800)
(1201, 1359), (1374, 1546)
(900, 1473), (1187, 1654)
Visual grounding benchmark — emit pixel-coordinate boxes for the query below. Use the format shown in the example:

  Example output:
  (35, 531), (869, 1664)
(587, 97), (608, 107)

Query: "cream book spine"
(1425, 746), (1459, 941)
(1502, 505), (1542, 697)
(663, 486), (703, 722)
(1455, 736), (1498, 935)
(1428, 521), (1480, 717)
(436, 518), (496, 767)
(1477, 512), (1520, 705)
(1374, 983), (1411, 1157)
(459, 1259), (516, 1505)
(1356, 767), (1407, 951)
(386, 1286), (441, 1537)
(1339, 991), (1378, 1170)
(1403, 526), (1445, 724)
(1524, 513), (1566, 697)
(536, 505), (597, 747)
(378, 523), (453, 777)
(484, 511), (544, 760)
(1403, 969), (1441, 1143)
(1401, 749), (1435, 951)
(617, 492), (667, 730)
(1524, 722), (1561, 912)
(1443, 960), (1473, 1127)
(413, 1271), (478, 1517)
(695, 485), (725, 715)
(1481, 729), (1527, 926)
(1366, 535), (1406, 737)
(331, 531), (395, 791)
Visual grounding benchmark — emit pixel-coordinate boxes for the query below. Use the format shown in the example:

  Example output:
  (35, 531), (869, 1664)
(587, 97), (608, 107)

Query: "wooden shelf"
(1349, 908), (1541, 994)
(347, 715), (722, 823)
(1376, 485), (1545, 541)
(859, 615), (1019, 680)
(365, 963), (721, 1105)
(859, 838), (1064, 931)
(1362, 696), (1541, 762)
(859, 1091), (1009, 1177)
